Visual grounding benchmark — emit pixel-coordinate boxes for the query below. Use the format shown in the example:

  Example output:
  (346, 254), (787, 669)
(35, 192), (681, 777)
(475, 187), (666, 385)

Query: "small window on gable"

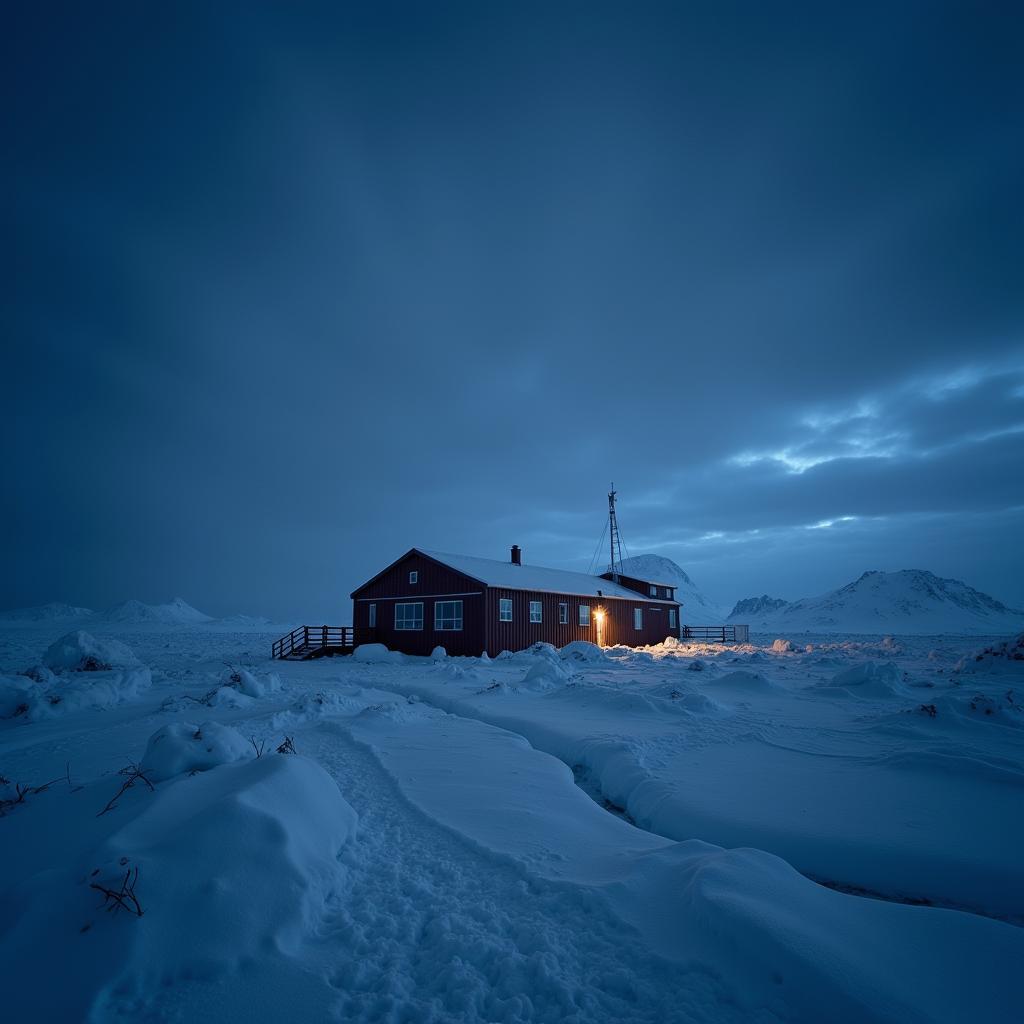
(579, 605), (591, 626)
(368, 603), (376, 628)
(529, 601), (542, 623)
(634, 607), (643, 630)
(649, 585), (657, 597)
(558, 602), (568, 624)
(409, 571), (418, 584)
(499, 598), (512, 622)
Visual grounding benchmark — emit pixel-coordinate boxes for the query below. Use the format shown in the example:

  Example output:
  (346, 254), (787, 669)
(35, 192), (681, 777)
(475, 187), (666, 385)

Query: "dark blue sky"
(4, 2), (1023, 619)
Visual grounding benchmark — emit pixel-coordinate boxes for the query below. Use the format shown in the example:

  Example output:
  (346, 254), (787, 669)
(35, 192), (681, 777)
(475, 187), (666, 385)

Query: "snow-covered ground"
(1, 623), (1022, 1023)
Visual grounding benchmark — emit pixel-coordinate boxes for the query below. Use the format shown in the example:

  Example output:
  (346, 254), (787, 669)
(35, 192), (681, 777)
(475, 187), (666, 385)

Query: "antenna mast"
(608, 483), (624, 582)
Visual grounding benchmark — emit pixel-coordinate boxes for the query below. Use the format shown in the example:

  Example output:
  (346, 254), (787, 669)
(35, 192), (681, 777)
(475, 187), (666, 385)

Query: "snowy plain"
(1, 620), (1022, 1023)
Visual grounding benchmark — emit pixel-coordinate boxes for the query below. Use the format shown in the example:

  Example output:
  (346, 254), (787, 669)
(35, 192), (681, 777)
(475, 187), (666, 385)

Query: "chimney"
(510, 544), (522, 566)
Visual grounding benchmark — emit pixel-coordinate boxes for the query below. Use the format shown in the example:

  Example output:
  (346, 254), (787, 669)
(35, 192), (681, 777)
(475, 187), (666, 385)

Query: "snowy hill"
(100, 597), (214, 625)
(736, 570), (1024, 635)
(616, 555), (727, 624)
(728, 595), (790, 619)
(0, 602), (94, 623)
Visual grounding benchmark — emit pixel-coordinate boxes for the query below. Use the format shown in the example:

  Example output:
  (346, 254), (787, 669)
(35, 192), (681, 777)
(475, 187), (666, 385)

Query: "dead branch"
(276, 736), (296, 754)
(97, 763), (156, 817)
(90, 864), (144, 917)
(250, 736), (266, 758)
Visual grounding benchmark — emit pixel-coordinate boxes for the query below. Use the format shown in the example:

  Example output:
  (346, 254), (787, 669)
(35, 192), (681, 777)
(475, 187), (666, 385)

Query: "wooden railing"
(272, 625), (354, 659)
(682, 625), (749, 644)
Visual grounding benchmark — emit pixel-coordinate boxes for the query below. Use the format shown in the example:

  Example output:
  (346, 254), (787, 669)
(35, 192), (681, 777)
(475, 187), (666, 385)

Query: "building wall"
(352, 550), (486, 656)
(351, 550), (681, 657)
(483, 588), (679, 657)
(601, 573), (676, 601)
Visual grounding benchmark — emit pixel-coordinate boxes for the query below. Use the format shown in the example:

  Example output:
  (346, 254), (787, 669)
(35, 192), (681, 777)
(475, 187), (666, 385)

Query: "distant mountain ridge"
(729, 595), (790, 618)
(0, 602), (95, 623)
(0, 598), (277, 628)
(616, 555), (727, 624)
(728, 569), (1024, 635)
(102, 597), (213, 624)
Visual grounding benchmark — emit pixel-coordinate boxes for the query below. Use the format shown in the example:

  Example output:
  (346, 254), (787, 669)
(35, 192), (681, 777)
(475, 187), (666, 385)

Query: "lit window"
(395, 603), (423, 630)
(434, 600), (463, 631)
(669, 608), (677, 628)
(529, 601), (542, 623)
(409, 571), (418, 584)
(368, 604), (376, 628)
(579, 605), (590, 626)
(558, 602), (568, 624)
(499, 598), (512, 622)
(634, 607), (643, 630)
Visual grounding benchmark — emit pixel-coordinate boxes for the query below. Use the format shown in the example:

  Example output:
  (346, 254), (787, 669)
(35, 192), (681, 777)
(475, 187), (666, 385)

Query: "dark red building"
(351, 546), (682, 657)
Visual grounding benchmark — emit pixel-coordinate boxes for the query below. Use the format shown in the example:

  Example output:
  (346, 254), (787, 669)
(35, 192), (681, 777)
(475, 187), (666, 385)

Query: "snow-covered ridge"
(0, 598), (277, 628)
(617, 554), (728, 624)
(732, 569), (1024, 635)
(0, 602), (95, 623)
(102, 597), (214, 624)
(728, 595), (790, 618)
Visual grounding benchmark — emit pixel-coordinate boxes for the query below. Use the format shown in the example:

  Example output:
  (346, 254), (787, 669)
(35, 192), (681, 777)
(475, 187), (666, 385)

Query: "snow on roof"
(420, 550), (680, 603)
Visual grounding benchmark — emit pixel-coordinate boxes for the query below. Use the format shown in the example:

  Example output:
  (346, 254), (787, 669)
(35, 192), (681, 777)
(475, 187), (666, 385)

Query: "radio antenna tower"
(608, 483), (624, 582)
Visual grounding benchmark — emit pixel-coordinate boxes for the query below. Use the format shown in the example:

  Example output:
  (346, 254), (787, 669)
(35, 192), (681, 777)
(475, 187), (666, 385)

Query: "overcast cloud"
(3, 2), (1023, 618)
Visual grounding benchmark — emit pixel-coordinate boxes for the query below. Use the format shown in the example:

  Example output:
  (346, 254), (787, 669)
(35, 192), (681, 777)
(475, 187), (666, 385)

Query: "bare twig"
(250, 736), (266, 758)
(276, 736), (296, 755)
(90, 864), (144, 917)
(97, 763), (156, 817)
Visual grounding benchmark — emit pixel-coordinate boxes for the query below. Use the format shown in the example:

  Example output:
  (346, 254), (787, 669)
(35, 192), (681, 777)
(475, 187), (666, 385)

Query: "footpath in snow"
(1, 625), (1023, 1023)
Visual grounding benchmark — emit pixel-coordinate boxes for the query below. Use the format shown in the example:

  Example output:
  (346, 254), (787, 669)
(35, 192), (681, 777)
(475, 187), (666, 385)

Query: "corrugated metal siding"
(351, 551), (680, 657)
(484, 589), (680, 656)
(354, 593), (486, 656)
(352, 551), (487, 655)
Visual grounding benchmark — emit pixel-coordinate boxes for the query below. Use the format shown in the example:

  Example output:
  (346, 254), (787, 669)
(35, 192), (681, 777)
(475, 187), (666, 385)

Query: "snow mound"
(955, 633), (1024, 675)
(236, 667), (282, 699)
(771, 638), (796, 653)
(140, 721), (254, 781)
(42, 631), (141, 672)
(101, 597), (213, 624)
(559, 640), (605, 662)
(708, 670), (776, 692)
(2, 667), (153, 720)
(0, 754), (357, 1021)
(819, 661), (903, 698)
(0, 602), (94, 623)
(0, 674), (38, 718)
(430, 645), (447, 660)
(354, 643), (405, 664)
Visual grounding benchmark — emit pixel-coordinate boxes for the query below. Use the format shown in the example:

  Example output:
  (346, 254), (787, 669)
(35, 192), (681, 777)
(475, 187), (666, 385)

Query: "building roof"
(420, 549), (680, 604)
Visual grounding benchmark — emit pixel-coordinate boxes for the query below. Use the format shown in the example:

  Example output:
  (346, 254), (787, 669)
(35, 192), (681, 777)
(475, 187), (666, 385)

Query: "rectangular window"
(395, 602), (423, 630)
(558, 602), (568, 624)
(529, 600), (542, 623)
(434, 600), (463, 631)
(409, 571), (418, 584)
(578, 605), (590, 626)
(669, 608), (677, 628)
(499, 598), (512, 622)
(634, 607), (643, 630)
(649, 585), (657, 597)
(368, 603), (376, 628)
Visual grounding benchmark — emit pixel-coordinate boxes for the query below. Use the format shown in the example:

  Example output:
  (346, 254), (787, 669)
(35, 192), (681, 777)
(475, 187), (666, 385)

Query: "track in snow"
(302, 724), (769, 1024)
